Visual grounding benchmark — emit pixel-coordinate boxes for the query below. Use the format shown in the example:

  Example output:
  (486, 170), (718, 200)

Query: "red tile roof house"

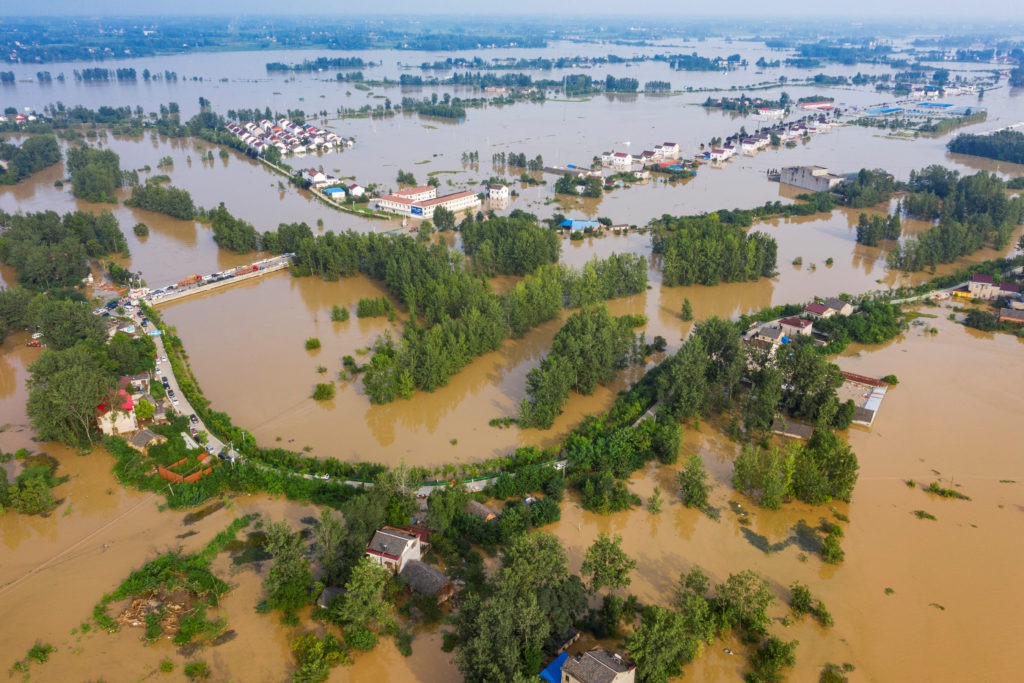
(804, 301), (833, 319)
(779, 316), (813, 337)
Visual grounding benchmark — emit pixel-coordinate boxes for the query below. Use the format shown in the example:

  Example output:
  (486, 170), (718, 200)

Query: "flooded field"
(1, 39), (1023, 683)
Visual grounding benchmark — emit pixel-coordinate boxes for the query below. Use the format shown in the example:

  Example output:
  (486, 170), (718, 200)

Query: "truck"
(178, 274), (202, 287)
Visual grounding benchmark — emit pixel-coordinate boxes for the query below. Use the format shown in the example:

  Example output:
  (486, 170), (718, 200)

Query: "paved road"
(131, 308), (230, 461)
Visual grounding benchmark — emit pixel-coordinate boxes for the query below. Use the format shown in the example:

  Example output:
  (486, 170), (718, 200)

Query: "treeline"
(460, 212), (561, 276)
(266, 57), (367, 71)
(269, 218), (647, 402)
(518, 307), (643, 429)
(491, 151), (544, 171)
(650, 213), (778, 286)
(0, 135), (61, 185)
(125, 178), (197, 220)
(0, 209), (127, 290)
(399, 96), (466, 120)
(888, 168), (1024, 271)
(712, 192), (837, 226)
(66, 146), (125, 203)
(947, 129), (1024, 164)
(855, 212), (901, 246)
(72, 67), (138, 81)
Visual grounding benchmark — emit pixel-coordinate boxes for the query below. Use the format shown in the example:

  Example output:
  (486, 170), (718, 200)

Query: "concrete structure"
(488, 183), (510, 201)
(779, 166), (845, 193)
(610, 152), (633, 169)
(562, 648), (635, 683)
(967, 274), (1020, 300)
(376, 188), (481, 219)
(366, 527), (423, 573)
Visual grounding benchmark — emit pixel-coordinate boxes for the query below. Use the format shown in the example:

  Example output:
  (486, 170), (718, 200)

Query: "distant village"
(225, 117), (355, 156)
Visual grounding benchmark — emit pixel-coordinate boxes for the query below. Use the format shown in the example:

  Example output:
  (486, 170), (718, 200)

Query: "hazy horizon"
(4, 0), (1024, 21)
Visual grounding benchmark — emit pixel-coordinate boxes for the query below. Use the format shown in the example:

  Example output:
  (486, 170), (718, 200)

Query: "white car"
(314, 473), (330, 480)
(161, 355), (168, 362)
(172, 397), (180, 405)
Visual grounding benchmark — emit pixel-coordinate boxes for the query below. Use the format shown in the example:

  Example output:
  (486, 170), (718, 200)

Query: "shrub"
(133, 223), (149, 237)
(313, 383), (336, 401)
(159, 659), (174, 673)
(183, 661), (210, 680)
(305, 337), (321, 351)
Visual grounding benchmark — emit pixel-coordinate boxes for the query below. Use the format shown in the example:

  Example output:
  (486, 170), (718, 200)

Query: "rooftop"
(780, 316), (813, 329)
(400, 560), (450, 596)
(367, 527), (418, 559)
(805, 302), (830, 315)
(562, 649), (633, 683)
(970, 273), (994, 284)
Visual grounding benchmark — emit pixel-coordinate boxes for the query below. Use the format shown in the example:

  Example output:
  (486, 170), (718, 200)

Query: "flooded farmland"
(1, 35), (1023, 683)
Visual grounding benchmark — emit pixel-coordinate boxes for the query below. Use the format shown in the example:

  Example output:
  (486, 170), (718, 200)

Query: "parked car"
(189, 414), (199, 424)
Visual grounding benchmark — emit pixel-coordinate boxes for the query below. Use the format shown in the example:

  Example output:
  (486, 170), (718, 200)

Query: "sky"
(5, 0), (1024, 20)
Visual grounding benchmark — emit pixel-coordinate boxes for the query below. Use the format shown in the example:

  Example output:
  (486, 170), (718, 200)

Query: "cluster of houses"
(355, 500), (637, 683)
(744, 297), (854, 355)
(704, 115), (835, 163)
(298, 168), (366, 200)
(375, 185), (482, 219)
(601, 142), (682, 170)
(955, 273), (1024, 325)
(0, 112), (39, 124)
(224, 118), (354, 157)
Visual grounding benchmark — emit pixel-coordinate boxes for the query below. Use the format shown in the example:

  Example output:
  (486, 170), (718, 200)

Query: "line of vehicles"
(146, 254), (294, 301)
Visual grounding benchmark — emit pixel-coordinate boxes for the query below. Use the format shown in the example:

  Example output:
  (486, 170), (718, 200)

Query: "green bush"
(305, 337), (321, 351)
(313, 383), (336, 401)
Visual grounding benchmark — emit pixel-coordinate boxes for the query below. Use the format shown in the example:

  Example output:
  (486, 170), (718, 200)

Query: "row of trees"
(650, 213), (778, 286)
(0, 135), (61, 185)
(0, 209), (128, 290)
(517, 306), (642, 429)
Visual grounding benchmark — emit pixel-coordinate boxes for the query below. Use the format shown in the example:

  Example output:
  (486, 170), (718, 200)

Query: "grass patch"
(924, 481), (971, 500)
(92, 516), (254, 644)
(913, 509), (937, 520)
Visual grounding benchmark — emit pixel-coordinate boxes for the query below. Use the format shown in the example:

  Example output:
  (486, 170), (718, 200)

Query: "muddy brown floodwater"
(1, 41), (1023, 683)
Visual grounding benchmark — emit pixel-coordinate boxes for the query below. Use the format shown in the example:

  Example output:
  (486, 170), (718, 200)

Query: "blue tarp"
(539, 653), (568, 683)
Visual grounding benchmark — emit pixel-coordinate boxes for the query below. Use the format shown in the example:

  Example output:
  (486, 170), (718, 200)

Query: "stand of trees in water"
(855, 212), (901, 246)
(66, 146), (127, 203)
(258, 214), (648, 403)
(0, 209), (128, 290)
(650, 213), (778, 286)
(889, 167), (1024, 271)
(125, 177), (198, 220)
(459, 211), (561, 276)
(0, 135), (61, 185)
(947, 129), (1024, 165)
(517, 306), (645, 429)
